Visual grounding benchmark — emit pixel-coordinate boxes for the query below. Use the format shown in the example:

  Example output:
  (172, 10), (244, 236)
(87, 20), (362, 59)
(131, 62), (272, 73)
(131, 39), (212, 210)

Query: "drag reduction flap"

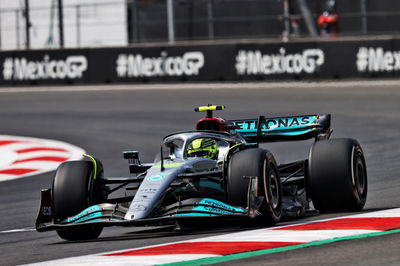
(229, 114), (331, 142)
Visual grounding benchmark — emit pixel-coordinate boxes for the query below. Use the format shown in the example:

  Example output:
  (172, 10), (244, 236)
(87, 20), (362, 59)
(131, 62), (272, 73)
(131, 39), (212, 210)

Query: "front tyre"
(227, 148), (282, 225)
(52, 160), (106, 240)
(308, 138), (368, 212)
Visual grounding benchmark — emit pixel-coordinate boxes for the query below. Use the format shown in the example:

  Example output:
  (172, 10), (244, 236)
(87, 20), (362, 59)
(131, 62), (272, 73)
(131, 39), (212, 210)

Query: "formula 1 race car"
(36, 105), (368, 241)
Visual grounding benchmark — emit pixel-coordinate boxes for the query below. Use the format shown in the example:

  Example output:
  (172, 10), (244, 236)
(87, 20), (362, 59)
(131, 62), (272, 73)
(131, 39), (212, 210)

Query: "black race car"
(36, 105), (367, 241)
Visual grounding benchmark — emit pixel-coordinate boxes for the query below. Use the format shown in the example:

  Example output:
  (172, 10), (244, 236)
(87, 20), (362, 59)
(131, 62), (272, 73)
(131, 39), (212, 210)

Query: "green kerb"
(158, 229), (400, 266)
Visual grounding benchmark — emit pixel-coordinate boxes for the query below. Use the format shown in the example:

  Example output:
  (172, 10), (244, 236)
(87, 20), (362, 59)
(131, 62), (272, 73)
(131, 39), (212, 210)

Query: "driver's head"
(326, 0), (336, 12)
(187, 138), (218, 159)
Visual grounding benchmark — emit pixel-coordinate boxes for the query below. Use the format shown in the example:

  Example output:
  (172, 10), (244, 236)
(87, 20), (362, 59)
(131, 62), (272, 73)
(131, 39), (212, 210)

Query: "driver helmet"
(187, 138), (218, 160)
(326, 0), (336, 12)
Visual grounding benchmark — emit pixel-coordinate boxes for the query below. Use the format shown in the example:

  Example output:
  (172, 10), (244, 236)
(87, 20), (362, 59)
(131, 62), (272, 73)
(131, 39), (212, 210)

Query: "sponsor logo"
(194, 198), (244, 214)
(130, 205), (147, 211)
(146, 173), (166, 181)
(139, 188), (157, 194)
(235, 48), (324, 75)
(61, 205), (101, 224)
(40, 206), (52, 216)
(232, 116), (315, 131)
(356, 47), (400, 72)
(116, 51), (204, 78)
(2, 55), (87, 80)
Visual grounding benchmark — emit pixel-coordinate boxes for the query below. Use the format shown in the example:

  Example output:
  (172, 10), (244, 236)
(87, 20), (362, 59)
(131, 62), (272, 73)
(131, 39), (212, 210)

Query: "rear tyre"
(227, 148), (282, 225)
(308, 138), (367, 212)
(52, 160), (106, 240)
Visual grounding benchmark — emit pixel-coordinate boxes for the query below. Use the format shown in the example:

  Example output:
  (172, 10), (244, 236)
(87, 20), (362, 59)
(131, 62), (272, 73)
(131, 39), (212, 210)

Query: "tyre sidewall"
(227, 148), (282, 225)
(52, 160), (105, 240)
(262, 154), (282, 223)
(308, 138), (368, 212)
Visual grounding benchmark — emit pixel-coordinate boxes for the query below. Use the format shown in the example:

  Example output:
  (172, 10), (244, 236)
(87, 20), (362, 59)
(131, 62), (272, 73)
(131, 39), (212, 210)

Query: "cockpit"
(161, 131), (240, 162)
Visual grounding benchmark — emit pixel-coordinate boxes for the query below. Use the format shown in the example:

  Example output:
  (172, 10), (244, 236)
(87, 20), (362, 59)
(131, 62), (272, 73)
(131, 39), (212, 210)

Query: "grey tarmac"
(0, 80), (399, 265)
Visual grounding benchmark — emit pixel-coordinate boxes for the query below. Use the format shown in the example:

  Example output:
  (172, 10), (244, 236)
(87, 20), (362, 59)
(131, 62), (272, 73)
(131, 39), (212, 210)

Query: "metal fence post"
(282, 0), (290, 41)
(131, 0), (138, 43)
(24, 0), (30, 49)
(297, 0), (318, 37)
(207, 0), (214, 40)
(16, 10), (21, 49)
(167, 0), (175, 43)
(76, 5), (81, 47)
(0, 10), (2, 49)
(57, 0), (64, 47)
(360, 0), (367, 34)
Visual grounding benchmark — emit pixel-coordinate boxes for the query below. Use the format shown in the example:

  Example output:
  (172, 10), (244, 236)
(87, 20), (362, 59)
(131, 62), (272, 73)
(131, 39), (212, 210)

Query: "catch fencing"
(1, 0), (400, 50)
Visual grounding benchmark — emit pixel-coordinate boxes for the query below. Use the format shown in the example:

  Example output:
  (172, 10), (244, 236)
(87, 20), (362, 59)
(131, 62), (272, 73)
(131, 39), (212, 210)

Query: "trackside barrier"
(1, 38), (400, 86)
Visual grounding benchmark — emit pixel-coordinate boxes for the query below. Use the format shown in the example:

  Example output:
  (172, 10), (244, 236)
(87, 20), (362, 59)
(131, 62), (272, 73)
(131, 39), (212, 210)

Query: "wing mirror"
(123, 151), (151, 174)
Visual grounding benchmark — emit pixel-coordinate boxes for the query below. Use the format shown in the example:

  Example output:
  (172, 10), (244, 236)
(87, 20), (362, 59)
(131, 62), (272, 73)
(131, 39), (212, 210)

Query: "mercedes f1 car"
(36, 105), (368, 241)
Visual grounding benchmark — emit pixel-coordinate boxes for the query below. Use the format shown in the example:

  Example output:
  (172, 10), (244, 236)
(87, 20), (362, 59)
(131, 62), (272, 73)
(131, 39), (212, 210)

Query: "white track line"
(188, 229), (377, 243)
(0, 227), (36, 234)
(30, 254), (218, 266)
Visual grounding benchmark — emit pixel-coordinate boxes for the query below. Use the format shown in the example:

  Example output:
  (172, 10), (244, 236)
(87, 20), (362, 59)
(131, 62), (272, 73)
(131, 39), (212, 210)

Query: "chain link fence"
(0, 0), (126, 50)
(1, 0), (400, 50)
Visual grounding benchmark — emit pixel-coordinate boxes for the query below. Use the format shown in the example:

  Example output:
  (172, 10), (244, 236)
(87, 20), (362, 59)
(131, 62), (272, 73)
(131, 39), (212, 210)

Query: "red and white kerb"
(30, 208), (400, 266)
(0, 135), (85, 182)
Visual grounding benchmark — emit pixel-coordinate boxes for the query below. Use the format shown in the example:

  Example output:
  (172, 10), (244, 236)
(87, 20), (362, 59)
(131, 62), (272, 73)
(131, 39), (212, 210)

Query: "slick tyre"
(227, 148), (282, 225)
(308, 138), (367, 213)
(52, 160), (106, 241)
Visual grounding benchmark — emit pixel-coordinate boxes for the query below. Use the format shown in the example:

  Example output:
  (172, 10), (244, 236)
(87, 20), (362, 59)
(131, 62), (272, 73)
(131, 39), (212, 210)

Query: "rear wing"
(229, 114), (331, 142)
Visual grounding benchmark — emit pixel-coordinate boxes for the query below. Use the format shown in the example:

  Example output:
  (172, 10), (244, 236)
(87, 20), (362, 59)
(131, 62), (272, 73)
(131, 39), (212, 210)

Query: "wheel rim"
(354, 153), (366, 197)
(268, 169), (280, 209)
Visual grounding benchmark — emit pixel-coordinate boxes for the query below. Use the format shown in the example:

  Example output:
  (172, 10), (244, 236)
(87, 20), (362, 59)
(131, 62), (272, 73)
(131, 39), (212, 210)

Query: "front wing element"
(36, 176), (264, 232)
(36, 197), (258, 232)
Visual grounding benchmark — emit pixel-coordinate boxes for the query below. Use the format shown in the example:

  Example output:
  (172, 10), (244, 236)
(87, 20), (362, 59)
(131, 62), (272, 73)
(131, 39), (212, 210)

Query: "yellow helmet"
(187, 138), (218, 160)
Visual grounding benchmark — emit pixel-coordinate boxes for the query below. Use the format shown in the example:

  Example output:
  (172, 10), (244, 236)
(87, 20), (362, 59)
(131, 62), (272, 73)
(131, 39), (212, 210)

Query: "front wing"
(36, 177), (262, 232)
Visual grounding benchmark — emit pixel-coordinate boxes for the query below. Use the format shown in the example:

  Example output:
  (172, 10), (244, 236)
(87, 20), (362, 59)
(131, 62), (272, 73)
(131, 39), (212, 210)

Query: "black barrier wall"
(1, 37), (400, 86)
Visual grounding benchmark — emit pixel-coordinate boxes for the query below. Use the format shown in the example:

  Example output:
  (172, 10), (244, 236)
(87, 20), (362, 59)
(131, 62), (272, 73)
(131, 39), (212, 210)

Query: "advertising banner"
(0, 50), (90, 85)
(1, 38), (400, 86)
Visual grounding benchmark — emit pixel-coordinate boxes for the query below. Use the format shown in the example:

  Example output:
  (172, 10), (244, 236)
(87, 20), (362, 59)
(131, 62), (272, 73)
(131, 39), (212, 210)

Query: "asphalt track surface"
(0, 80), (399, 265)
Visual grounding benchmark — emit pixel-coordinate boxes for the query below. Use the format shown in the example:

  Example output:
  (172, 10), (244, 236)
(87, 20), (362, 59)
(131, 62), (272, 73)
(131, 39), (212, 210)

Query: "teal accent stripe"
(196, 181), (223, 192)
(192, 198), (245, 214)
(61, 205), (102, 224)
(158, 229), (400, 266)
(262, 128), (313, 136)
(169, 213), (216, 217)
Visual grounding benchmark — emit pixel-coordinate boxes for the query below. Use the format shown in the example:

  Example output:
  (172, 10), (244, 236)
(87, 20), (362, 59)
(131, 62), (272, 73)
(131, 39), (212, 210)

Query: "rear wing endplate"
(229, 114), (331, 142)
